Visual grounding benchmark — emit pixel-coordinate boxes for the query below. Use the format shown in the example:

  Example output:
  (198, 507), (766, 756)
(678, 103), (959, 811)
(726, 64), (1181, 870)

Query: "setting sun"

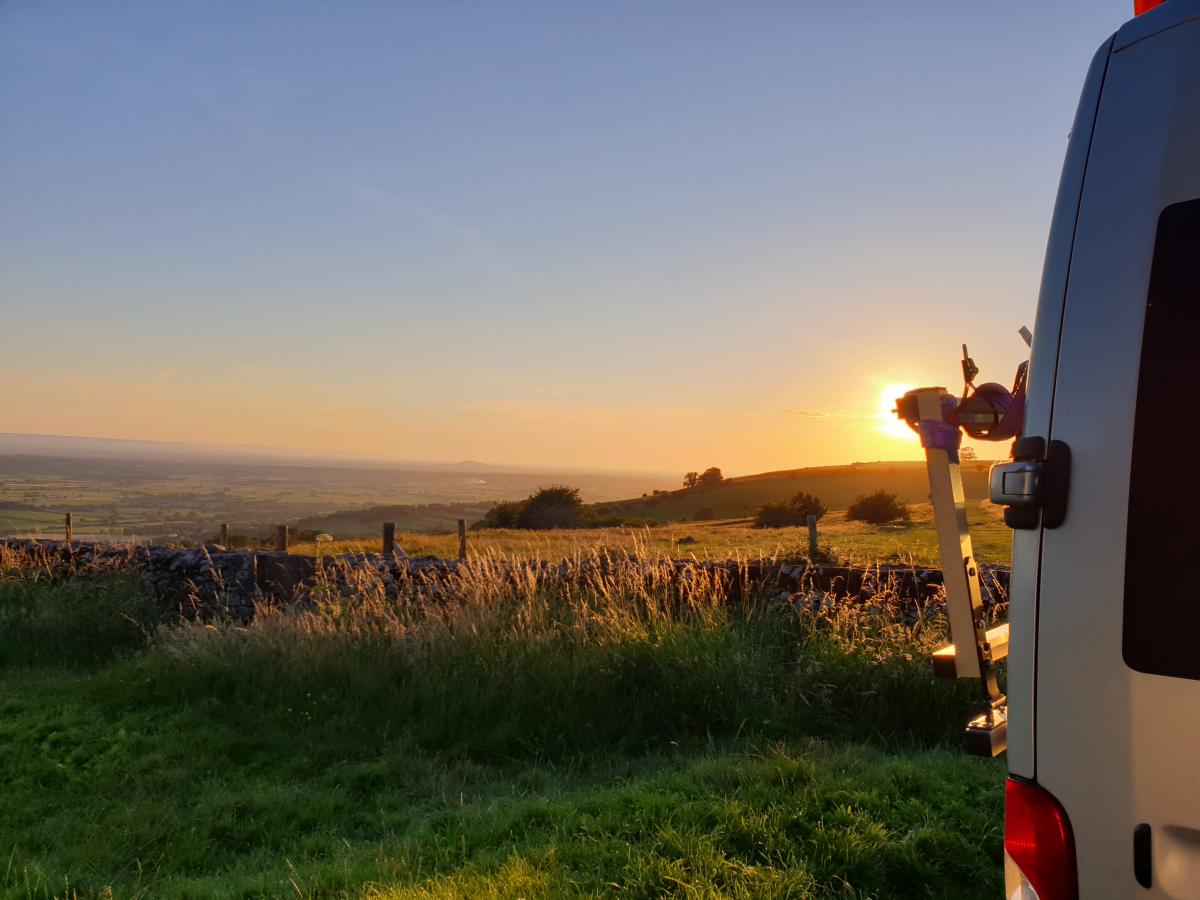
(878, 383), (918, 441)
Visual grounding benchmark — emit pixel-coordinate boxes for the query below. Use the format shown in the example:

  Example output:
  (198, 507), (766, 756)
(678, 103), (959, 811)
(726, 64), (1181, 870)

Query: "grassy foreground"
(0, 551), (1005, 898)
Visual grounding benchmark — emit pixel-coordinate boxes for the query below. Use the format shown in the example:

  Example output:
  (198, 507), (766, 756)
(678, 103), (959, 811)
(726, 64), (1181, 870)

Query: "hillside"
(294, 501), (495, 537)
(293, 461), (995, 537)
(591, 460), (992, 523)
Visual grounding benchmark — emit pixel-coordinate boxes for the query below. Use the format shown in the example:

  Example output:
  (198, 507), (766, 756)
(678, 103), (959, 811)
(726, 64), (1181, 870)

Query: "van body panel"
(1114, 0), (1200, 51)
(1033, 19), (1200, 897)
(1005, 36), (1112, 780)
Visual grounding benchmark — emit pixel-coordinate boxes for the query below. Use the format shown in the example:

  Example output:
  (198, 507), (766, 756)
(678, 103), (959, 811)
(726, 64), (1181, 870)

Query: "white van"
(990, 1), (1200, 896)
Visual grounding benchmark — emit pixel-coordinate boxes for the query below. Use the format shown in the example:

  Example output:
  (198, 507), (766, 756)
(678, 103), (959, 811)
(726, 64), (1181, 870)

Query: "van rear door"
(1031, 7), (1200, 896)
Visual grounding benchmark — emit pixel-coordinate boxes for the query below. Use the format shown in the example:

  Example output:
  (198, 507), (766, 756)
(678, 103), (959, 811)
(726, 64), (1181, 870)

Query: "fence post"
(458, 519), (467, 561)
(220, 523), (229, 547)
(64, 512), (73, 544)
(275, 525), (289, 552)
(383, 521), (396, 556)
(807, 514), (819, 558)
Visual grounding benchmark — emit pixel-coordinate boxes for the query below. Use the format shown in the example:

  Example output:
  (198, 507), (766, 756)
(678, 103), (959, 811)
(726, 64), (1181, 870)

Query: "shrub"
(789, 491), (825, 520)
(693, 507), (716, 522)
(517, 486), (584, 530)
(753, 491), (827, 528)
(753, 501), (795, 529)
(847, 490), (911, 524)
(479, 500), (523, 529)
(479, 489), (586, 530)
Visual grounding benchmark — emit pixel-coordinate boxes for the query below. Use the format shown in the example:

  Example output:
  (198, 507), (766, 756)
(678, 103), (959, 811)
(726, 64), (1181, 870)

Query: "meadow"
(294, 500), (1012, 568)
(0, 542), (1006, 899)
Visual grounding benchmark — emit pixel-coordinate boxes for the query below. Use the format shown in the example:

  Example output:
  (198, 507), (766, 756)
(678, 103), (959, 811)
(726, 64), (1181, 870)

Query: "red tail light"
(1005, 778), (1078, 900)
(1135, 0), (1164, 14)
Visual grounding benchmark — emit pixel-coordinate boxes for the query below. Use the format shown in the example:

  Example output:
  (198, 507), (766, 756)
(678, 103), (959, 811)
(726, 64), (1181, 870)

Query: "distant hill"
(590, 461), (992, 524)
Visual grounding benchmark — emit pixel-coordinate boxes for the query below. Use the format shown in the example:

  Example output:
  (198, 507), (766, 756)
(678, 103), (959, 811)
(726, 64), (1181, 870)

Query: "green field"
(0, 455), (674, 543)
(297, 500), (1012, 567)
(0, 550), (1005, 898)
(287, 460), (1008, 567)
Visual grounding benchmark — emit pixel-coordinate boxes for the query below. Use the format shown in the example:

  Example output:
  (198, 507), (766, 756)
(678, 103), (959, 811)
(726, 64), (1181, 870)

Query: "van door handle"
(989, 437), (1071, 530)
(1134, 823), (1152, 889)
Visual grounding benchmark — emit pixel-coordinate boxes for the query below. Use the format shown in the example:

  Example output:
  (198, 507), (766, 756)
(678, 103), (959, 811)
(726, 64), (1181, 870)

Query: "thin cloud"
(772, 409), (874, 419)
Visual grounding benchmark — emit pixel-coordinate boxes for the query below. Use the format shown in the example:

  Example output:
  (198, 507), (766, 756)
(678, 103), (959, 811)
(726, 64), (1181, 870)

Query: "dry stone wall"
(0, 539), (1009, 624)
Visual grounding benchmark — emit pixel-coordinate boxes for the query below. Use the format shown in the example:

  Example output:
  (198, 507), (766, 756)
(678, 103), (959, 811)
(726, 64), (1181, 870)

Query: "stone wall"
(0, 539), (1009, 623)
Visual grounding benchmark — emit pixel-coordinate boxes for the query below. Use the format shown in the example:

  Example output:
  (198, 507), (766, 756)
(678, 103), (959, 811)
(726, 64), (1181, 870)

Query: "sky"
(0, 0), (1132, 475)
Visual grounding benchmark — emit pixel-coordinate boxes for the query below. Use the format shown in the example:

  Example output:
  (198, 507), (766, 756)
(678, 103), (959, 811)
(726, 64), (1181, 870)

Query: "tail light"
(1005, 778), (1078, 900)
(1134, 0), (1164, 14)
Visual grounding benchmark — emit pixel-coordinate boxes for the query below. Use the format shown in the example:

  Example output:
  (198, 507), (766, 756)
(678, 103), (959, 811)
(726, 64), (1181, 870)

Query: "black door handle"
(1134, 822), (1152, 889)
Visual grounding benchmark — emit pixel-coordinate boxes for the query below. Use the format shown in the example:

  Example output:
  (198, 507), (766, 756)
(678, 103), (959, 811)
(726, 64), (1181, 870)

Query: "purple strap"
(919, 419), (962, 453)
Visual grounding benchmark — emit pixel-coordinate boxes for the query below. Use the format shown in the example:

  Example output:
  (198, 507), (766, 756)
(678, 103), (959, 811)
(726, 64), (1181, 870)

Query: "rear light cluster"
(1004, 778), (1078, 900)
(1134, 0), (1164, 14)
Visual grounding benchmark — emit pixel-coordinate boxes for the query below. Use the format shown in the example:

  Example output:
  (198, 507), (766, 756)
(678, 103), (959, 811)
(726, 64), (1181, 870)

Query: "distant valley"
(0, 435), (675, 542)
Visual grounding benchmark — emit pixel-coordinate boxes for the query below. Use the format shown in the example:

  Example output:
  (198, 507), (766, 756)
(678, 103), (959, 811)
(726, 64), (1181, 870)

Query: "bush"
(478, 488), (585, 530)
(753, 501), (794, 528)
(479, 500), (523, 529)
(753, 491), (827, 528)
(693, 507), (716, 522)
(847, 490), (911, 524)
(789, 491), (825, 520)
(518, 487), (583, 529)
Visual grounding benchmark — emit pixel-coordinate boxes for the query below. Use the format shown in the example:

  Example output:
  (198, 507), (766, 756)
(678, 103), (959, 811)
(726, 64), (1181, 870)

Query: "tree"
(697, 467), (724, 488)
(753, 501), (794, 528)
(516, 486), (584, 530)
(480, 500), (523, 529)
(683, 472), (700, 489)
(752, 491), (826, 528)
(693, 507), (716, 521)
(846, 489), (911, 524)
(788, 491), (826, 521)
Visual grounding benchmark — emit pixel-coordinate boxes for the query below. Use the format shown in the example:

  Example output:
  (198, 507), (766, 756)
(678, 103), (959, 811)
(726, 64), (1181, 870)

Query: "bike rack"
(901, 386), (1009, 757)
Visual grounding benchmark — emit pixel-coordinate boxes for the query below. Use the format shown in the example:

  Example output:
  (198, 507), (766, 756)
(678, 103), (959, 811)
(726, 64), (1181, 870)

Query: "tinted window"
(1124, 198), (1200, 680)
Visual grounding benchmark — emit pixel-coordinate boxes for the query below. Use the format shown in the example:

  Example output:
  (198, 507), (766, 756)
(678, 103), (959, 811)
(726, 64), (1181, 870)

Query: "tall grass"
(0, 544), (155, 668)
(0, 545), (1002, 898)
(129, 547), (983, 756)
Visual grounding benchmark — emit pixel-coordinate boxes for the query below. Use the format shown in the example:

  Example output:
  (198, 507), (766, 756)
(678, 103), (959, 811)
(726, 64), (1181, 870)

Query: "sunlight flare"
(877, 383), (918, 441)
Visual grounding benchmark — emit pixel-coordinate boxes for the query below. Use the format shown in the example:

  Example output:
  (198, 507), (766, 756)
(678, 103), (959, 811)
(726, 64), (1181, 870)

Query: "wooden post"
(64, 512), (73, 543)
(806, 514), (819, 558)
(383, 521), (396, 556)
(458, 519), (467, 561)
(275, 525), (289, 552)
(915, 387), (985, 680)
(220, 523), (229, 547)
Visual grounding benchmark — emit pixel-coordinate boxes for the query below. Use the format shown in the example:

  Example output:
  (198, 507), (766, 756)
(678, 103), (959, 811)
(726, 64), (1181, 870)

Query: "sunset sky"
(1, 1), (1130, 474)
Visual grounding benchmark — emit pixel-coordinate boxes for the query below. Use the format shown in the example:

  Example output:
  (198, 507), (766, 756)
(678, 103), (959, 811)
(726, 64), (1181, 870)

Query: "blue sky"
(0, 0), (1132, 472)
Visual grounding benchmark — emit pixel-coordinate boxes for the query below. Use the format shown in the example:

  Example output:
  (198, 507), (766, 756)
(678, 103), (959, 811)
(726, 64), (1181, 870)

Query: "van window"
(1124, 197), (1200, 681)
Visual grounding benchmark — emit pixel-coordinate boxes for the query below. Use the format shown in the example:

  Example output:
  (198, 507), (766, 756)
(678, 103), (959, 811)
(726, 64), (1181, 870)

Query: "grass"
(0, 546), (1006, 898)
(292, 501), (1012, 567)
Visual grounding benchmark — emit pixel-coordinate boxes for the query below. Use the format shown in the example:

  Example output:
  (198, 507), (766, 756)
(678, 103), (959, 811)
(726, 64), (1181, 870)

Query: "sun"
(877, 383), (918, 441)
